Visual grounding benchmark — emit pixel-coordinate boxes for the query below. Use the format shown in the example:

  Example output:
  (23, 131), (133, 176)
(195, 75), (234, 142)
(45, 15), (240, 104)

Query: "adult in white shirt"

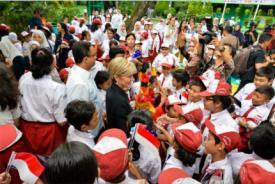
(0, 63), (21, 125)
(19, 48), (67, 156)
(66, 41), (103, 137)
(111, 10), (123, 31)
(102, 28), (116, 57)
(90, 18), (104, 45)
(154, 17), (166, 40)
(163, 17), (177, 51)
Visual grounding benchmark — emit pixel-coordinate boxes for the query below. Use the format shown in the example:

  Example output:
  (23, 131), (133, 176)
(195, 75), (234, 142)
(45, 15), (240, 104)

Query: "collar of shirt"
(74, 127), (96, 139)
(211, 109), (229, 122)
(72, 65), (91, 80)
(208, 157), (229, 170)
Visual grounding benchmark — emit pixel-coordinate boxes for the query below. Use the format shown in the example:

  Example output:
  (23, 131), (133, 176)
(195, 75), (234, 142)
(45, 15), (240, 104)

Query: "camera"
(199, 32), (217, 45)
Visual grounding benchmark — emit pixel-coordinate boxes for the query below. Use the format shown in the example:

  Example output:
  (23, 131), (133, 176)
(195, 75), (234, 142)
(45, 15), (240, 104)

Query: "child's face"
(203, 96), (218, 112)
(88, 111), (99, 130)
(252, 91), (269, 106)
(254, 75), (272, 88)
(167, 106), (179, 118)
(172, 78), (182, 89)
(188, 85), (202, 102)
(161, 48), (169, 56)
(162, 66), (172, 76)
(101, 78), (112, 91)
(204, 132), (221, 155)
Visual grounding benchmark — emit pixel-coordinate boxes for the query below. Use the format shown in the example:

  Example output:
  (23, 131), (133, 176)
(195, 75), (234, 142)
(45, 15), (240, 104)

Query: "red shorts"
(19, 119), (68, 156)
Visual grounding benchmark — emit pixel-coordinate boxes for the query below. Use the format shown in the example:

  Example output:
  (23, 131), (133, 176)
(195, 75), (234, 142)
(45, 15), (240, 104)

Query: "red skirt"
(19, 119), (68, 156)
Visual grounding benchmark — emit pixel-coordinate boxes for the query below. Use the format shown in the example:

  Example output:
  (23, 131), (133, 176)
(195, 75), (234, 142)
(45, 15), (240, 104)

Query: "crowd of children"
(0, 7), (275, 184)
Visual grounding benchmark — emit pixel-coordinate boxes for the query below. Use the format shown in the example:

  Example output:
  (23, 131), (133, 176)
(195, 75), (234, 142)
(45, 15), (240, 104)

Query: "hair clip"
(37, 50), (45, 56)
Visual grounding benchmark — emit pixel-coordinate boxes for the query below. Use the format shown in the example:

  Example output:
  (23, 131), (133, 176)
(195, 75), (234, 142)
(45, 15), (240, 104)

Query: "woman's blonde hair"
(108, 57), (137, 79)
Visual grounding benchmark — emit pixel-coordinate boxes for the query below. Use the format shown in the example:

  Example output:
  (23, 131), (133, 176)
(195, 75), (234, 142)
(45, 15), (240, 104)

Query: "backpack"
(233, 46), (260, 75)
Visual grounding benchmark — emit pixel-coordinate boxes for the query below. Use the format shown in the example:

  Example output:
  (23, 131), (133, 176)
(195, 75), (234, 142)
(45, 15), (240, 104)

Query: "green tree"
(154, 1), (169, 17)
(187, 2), (196, 18)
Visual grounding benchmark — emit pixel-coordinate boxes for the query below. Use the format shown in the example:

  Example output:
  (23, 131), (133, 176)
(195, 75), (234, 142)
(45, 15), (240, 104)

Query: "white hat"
(8, 32), (17, 42)
(135, 40), (142, 45)
(119, 36), (126, 42)
(207, 44), (215, 50)
(161, 42), (170, 48)
(21, 31), (30, 37)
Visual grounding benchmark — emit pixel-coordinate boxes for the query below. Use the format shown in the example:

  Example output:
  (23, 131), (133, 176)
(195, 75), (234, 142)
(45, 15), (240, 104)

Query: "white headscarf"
(117, 22), (127, 38)
(0, 36), (22, 61)
(31, 30), (49, 48)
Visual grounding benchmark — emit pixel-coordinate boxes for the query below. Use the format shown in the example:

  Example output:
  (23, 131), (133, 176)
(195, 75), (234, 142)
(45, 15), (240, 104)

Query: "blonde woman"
(106, 57), (137, 136)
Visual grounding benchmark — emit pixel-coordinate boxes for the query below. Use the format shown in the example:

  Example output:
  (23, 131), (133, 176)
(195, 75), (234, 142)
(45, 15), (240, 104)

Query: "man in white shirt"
(66, 41), (103, 137)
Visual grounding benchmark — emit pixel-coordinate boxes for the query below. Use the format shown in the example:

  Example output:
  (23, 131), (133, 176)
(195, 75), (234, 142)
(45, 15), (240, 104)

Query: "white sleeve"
(53, 85), (67, 123)
(67, 83), (90, 103)
(234, 85), (246, 102)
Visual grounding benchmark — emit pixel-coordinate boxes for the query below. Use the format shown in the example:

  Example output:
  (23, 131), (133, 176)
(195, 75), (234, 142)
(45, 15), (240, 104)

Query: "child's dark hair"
(95, 70), (110, 89)
(65, 100), (96, 130)
(0, 63), (19, 110)
(172, 69), (190, 87)
(81, 30), (89, 40)
(212, 95), (235, 113)
(189, 79), (206, 91)
(45, 141), (98, 184)
(255, 85), (275, 100)
(30, 48), (53, 79)
(175, 139), (198, 167)
(250, 121), (275, 159)
(255, 66), (274, 81)
(127, 110), (153, 161)
(109, 40), (118, 48)
(213, 95), (235, 113)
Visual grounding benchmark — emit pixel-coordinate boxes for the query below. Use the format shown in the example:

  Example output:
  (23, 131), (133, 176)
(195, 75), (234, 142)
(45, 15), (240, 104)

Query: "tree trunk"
(125, 1), (156, 33)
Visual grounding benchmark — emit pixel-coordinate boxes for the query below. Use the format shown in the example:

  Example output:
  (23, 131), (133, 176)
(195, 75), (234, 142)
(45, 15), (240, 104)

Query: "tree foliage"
(0, 1), (83, 33)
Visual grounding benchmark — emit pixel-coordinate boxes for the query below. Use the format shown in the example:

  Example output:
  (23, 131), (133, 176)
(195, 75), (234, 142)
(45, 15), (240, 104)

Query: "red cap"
(0, 24), (10, 32)
(59, 68), (70, 80)
(172, 122), (202, 153)
(173, 104), (203, 126)
(80, 18), (85, 23)
(158, 168), (189, 184)
(240, 160), (275, 184)
(98, 55), (110, 61)
(93, 129), (128, 181)
(165, 95), (182, 106)
(119, 44), (128, 52)
(205, 119), (240, 152)
(0, 124), (22, 151)
(68, 26), (75, 34)
(141, 31), (148, 39)
(65, 57), (75, 68)
(93, 18), (102, 25)
(200, 79), (231, 97)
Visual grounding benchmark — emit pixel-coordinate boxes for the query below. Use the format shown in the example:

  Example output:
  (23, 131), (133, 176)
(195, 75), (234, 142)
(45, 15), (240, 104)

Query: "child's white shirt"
(66, 125), (95, 149)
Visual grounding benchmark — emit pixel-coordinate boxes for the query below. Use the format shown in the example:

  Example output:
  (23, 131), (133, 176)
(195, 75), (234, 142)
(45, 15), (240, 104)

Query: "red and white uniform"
(157, 73), (173, 89)
(201, 156), (234, 184)
(234, 83), (255, 102)
(19, 72), (67, 156)
(152, 53), (179, 73)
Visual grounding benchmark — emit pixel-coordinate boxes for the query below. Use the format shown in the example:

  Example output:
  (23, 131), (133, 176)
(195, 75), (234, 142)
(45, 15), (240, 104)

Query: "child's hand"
(0, 172), (11, 184)
(154, 122), (165, 132)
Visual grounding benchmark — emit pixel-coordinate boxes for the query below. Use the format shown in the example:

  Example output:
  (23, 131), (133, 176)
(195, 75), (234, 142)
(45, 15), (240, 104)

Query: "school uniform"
(141, 39), (151, 62)
(152, 53), (179, 73)
(19, 72), (67, 156)
(234, 82), (255, 102)
(163, 155), (196, 177)
(202, 110), (239, 140)
(66, 126), (95, 149)
(172, 87), (188, 104)
(201, 156), (234, 184)
(97, 89), (107, 113)
(130, 144), (161, 184)
(157, 73), (173, 89)
(91, 29), (105, 45)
